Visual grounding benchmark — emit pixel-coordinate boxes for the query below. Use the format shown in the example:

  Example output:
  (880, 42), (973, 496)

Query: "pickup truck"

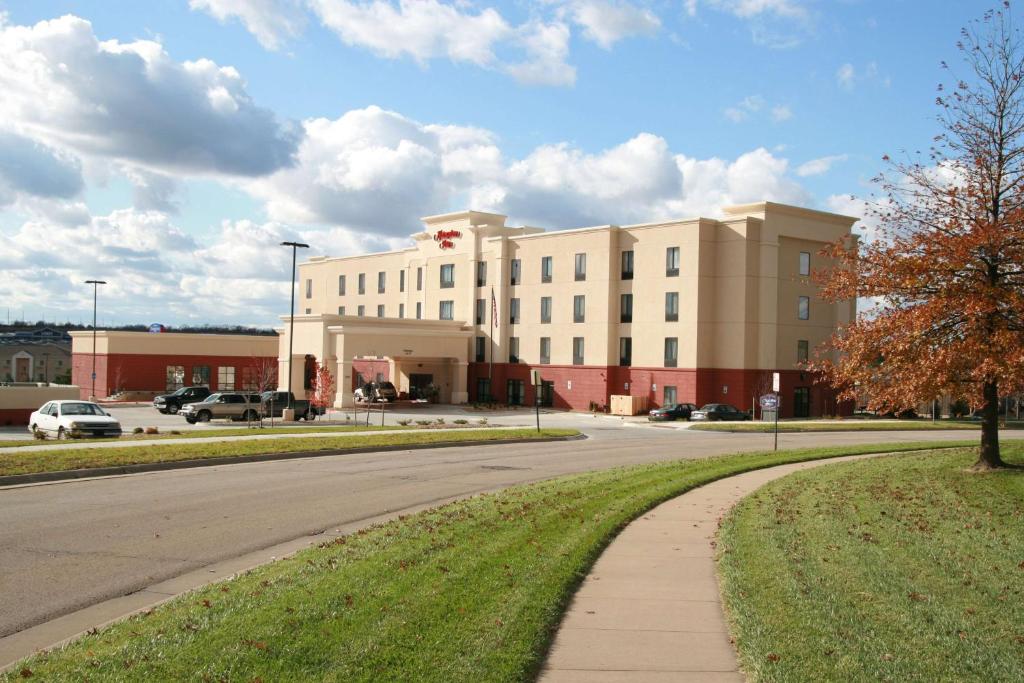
(259, 391), (324, 421)
(182, 392), (262, 423)
(154, 386), (211, 414)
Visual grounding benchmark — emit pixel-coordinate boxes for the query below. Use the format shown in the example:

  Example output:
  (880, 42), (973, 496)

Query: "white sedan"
(29, 400), (123, 439)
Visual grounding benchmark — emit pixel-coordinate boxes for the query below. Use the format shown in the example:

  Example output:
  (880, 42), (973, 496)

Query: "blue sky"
(0, 0), (993, 325)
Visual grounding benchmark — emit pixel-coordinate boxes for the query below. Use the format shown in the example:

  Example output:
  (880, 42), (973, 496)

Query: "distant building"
(0, 327), (72, 383)
(279, 201), (857, 416)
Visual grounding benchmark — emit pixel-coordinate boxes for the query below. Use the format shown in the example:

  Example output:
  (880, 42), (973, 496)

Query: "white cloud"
(0, 15), (300, 176)
(505, 21), (576, 87)
(706, 0), (807, 19)
(189, 0), (306, 50)
(308, 0), (511, 66)
(836, 62), (856, 89)
(770, 104), (792, 121)
(796, 153), (848, 177)
(567, 0), (661, 49)
(0, 130), (83, 205)
(724, 95), (790, 124)
(700, 0), (811, 48)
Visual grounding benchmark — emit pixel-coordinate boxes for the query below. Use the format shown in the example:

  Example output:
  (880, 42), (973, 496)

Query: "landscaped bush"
(144, 427), (159, 435)
(397, 419), (412, 426)
(453, 419), (468, 425)
(132, 427), (144, 435)
(415, 420), (432, 426)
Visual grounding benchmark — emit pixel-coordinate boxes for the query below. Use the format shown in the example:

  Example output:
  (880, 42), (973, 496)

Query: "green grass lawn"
(719, 443), (1024, 682)
(0, 428), (578, 477)
(688, 419), (1022, 433)
(2, 441), (978, 682)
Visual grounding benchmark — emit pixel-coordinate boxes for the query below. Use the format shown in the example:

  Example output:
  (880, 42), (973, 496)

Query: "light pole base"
(282, 408), (297, 422)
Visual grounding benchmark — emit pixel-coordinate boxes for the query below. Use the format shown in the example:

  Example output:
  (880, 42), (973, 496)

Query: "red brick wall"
(0, 409), (33, 427)
(467, 362), (851, 417)
(351, 359), (390, 389)
(71, 353), (277, 400)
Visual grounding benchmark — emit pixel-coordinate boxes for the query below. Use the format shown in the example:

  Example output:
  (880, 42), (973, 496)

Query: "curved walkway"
(538, 453), (883, 682)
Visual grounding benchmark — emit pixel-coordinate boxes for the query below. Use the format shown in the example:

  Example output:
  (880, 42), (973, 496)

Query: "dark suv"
(354, 381), (399, 403)
(153, 386), (211, 414)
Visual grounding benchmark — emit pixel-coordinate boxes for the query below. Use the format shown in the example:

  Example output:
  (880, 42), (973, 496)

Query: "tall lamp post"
(85, 280), (106, 400)
(281, 242), (309, 413)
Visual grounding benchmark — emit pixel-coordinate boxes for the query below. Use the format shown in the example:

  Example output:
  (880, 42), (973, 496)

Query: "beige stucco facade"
(286, 202), (857, 414)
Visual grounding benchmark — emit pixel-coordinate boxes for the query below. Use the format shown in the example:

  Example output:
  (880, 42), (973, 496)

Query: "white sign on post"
(772, 372), (780, 392)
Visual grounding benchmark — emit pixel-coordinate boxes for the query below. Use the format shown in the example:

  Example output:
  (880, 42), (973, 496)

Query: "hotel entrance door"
(409, 373), (433, 400)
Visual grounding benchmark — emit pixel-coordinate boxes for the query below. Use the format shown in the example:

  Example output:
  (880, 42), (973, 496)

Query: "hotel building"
(282, 201), (857, 417)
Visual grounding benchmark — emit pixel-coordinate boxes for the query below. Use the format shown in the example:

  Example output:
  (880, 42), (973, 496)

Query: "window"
(510, 258), (521, 285)
(476, 261), (487, 287)
(572, 295), (586, 323)
(192, 365), (211, 386)
(218, 366), (235, 391)
(619, 250), (634, 280)
(166, 365), (185, 391)
(619, 337), (632, 367)
(540, 337), (551, 364)
(541, 256), (553, 283)
(338, 274), (346, 295)
(305, 279), (312, 298)
(475, 298), (485, 325)
(476, 377), (492, 402)
(574, 253), (586, 281)
(664, 337), (678, 368)
(798, 296), (810, 320)
(440, 300), (454, 320)
(378, 271), (386, 294)
(339, 306), (345, 315)
(377, 304), (385, 318)
(509, 336), (520, 363)
(797, 339), (809, 364)
(621, 293), (633, 323)
(440, 264), (455, 288)
(664, 386), (677, 406)
(572, 337), (585, 365)
(241, 367), (260, 391)
(416, 302), (422, 319)
(794, 387), (811, 418)
(509, 298), (520, 324)
(475, 336), (486, 362)
(357, 305), (365, 317)
(400, 269), (405, 292)
(399, 303), (405, 319)
(358, 273), (366, 295)
(540, 296), (552, 323)
(507, 379), (526, 406)
(799, 251), (810, 276)
(666, 247), (680, 276)
(665, 292), (679, 322)
(416, 267), (423, 291)
(304, 308), (311, 315)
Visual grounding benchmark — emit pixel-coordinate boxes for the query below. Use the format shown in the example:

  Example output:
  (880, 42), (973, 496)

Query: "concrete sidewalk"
(538, 453), (881, 682)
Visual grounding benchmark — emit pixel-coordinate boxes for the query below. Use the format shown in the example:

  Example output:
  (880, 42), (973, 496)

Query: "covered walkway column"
(334, 358), (353, 408)
(452, 361), (468, 404)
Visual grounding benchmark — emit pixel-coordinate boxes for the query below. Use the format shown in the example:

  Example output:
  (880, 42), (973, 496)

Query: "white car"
(29, 400), (123, 439)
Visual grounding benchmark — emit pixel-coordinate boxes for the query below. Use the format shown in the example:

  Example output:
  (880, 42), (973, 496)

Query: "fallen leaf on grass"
(766, 653), (780, 662)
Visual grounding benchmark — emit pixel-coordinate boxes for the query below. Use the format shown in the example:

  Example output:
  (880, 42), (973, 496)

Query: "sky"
(0, 0), (996, 327)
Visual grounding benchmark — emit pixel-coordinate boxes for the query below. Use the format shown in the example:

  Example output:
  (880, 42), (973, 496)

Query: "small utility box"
(610, 395), (649, 416)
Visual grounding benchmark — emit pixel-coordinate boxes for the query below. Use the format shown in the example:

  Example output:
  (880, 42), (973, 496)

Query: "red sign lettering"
(433, 229), (462, 250)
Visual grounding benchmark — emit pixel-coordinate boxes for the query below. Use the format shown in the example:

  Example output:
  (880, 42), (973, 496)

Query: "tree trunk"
(976, 379), (1005, 469)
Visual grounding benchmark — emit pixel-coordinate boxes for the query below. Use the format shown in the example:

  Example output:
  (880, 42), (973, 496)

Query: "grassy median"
(719, 443), (1024, 682)
(2, 441), (979, 682)
(687, 420), (1021, 433)
(0, 428), (578, 477)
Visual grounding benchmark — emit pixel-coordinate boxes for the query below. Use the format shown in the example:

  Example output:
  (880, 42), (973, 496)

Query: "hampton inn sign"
(433, 229), (462, 249)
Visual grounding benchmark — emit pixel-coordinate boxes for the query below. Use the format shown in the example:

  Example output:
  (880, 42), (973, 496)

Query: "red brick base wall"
(0, 409), (33, 427)
(71, 353), (277, 400)
(351, 359), (390, 389)
(467, 363), (851, 417)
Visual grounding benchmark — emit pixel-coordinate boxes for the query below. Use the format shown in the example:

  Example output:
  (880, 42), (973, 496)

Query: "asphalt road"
(0, 427), (990, 639)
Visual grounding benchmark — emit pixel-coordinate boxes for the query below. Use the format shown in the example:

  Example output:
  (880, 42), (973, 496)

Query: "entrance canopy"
(277, 314), (472, 407)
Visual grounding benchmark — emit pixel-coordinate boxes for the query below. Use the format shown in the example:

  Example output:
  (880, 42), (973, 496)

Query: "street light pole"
(84, 280), (106, 400)
(281, 242), (309, 413)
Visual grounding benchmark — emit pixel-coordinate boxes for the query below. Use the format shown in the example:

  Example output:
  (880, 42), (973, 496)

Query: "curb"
(0, 433), (587, 488)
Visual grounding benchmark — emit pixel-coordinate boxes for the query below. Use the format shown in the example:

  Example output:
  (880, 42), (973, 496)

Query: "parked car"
(690, 403), (752, 422)
(354, 381), (399, 403)
(259, 391), (323, 421)
(154, 386), (211, 414)
(181, 393), (261, 424)
(648, 402), (698, 421)
(29, 400), (123, 439)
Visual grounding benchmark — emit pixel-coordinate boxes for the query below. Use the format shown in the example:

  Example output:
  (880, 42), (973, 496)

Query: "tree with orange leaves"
(309, 359), (336, 420)
(813, 3), (1024, 469)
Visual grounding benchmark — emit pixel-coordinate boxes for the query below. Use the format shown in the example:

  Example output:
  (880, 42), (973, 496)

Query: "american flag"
(490, 287), (497, 328)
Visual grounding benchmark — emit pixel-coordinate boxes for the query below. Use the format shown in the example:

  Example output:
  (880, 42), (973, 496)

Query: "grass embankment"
(0, 428), (577, 477)
(4, 441), (975, 682)
(719, 443), (1024, 682)
(688, 420), (1022, 433)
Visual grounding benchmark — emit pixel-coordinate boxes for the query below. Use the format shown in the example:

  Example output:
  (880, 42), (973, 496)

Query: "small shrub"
(453, 419), (468, 425)
(435, 418), (445, 425)
(415, 420), (432, 426)
(132, 427), (144, 435)
(477, 418), (488, 425)
(397, 419), (412, 426)
(33, 429), (47, 441)
(144, 427), (159, 435)
(170, 430), (181, 435)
